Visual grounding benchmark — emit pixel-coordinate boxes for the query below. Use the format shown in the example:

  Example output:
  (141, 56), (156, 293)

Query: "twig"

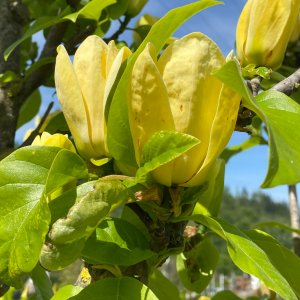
(271, 68), (300, 95)
(104, 16), (131, 42)
(20, 101), (54, 147)
(288, 185), (300, 256)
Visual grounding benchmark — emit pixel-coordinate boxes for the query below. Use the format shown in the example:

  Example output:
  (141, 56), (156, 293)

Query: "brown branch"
(271, 68), (300, 95)
(288, 185), (300, 256)
(104, 16), (131, 43)
(22, 22), (69, 101)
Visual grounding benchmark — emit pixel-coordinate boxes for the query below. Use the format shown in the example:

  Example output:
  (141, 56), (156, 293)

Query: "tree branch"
(271, 68), (300, 95)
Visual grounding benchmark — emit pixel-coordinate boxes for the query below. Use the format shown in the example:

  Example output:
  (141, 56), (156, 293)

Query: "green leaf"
(256, 91), (300, 187)
(215, 60), (300, 187)
(106, 0), (128, 19)
(107, 0), (221, 167)
(121, 205), (151, 241)
(69, 277), (158, 300)
(51, 285), (83, 300)
(4, 0), (115, 60)
(64, 0), (116, 22)
(31, 264), (53, 300)
(24, 57), (55, 79)
(136, 131), (200, 180)
(49, 181), (94, 226)
(254, 221), (300, 235)
(221, 136), (264, 162)
(82, 217), (155, 266)
(188, 159), (225, 216)
(211, 290), (242, 300)
(246, 229), (300, 298)
(4, 16), (64, 61)
(0, 146), (87, 286)
(191, 214), (299, 300)
(148, 269), (181, 300)
(177, 238), (219, 293)
(17, 89), (41, 128)
(43, 111), (69, 134)
(40, 180), (128, 270)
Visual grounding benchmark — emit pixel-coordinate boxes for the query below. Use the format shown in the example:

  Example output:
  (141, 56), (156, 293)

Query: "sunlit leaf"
(82, 217), (155, 266)
(177, 237), (219, 293)
(136, 131), (200, 180)
(69, 277), (158, 300)
(215, 60), (300, 187)
(17, 89), (41, 128)
(190, 214), (299, 300)
(0, 146), (87, 286)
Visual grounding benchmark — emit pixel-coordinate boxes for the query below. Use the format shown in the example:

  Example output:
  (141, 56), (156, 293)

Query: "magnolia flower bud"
(236, 0), (300, 69)
(32, 132), (76, 152)
(127, 0), (148, 17)
(129, 33), (240, 187)
(290, 13), (300, 43)
(55, 36), (131, 159)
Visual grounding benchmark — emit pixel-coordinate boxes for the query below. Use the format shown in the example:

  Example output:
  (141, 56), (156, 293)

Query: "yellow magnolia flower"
(290, 13), (300, 42)
(55, 35), (131, 159)
(32, 132), (76, 152)
(236, 0), (300, 69)
(129, 33), (240, 187)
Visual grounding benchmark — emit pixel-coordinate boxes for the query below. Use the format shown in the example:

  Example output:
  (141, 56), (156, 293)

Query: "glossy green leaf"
(4, 0), (115, 60)
(148, 269), (181, 300)
(121, 205), (151, 241)
(82, 217), (155, 266)
(256, 91), (300, 187)
(40, 180), (128, 270)
(17, 89), (41, 128)
(106, 0), (128, 19)
(107, 0), (221, 167)
(246, 229), (300, 297)
(69, 277), (158, 300)
(51, 285), (83, 300)
(31, 264), (53, 300)
(24, 57), (55, 79)
(254, 221), (300, 235)
(4, 16), (64, 61)
(215, 60), (300, 187)
(177, 238), (219, 293)
(136, 131), (200, 180)
(64, 0), (116, 22)
(187, 159), (225, 216)
(211, 290), (242, 300)
(49, 181), (94, 226)
(0, 146), (87, 286)
(221, 136), (265, 162)
(43, 111), (69, 134)
(191, 214), (299, 300)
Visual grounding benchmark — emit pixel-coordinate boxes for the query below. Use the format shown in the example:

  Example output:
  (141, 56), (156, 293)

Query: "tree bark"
(288, 185), (300, 256)
(0, 0), (28, 153)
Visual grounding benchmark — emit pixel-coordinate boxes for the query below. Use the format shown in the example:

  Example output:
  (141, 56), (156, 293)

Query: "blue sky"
(16, 0), (291, 202)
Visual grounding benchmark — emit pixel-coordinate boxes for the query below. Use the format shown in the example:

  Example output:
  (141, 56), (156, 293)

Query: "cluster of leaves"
(2, 0), (300, 299)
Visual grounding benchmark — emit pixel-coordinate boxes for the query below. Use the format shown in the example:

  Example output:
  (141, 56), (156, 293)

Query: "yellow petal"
(237, 0), (300, 69)
(55, 45), (95, 158)
(106, 41), (120, 77)
(73, 35), (108, 156)
(32, 132), (76, 152)
(104, 46), (132, 111)
(186, 83), (240, 187)
(129, 43), (175, 186)
(157, 32), (225, 184)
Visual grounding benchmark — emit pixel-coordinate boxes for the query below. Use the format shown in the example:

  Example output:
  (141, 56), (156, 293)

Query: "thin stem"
(288, 185), (300, 256)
